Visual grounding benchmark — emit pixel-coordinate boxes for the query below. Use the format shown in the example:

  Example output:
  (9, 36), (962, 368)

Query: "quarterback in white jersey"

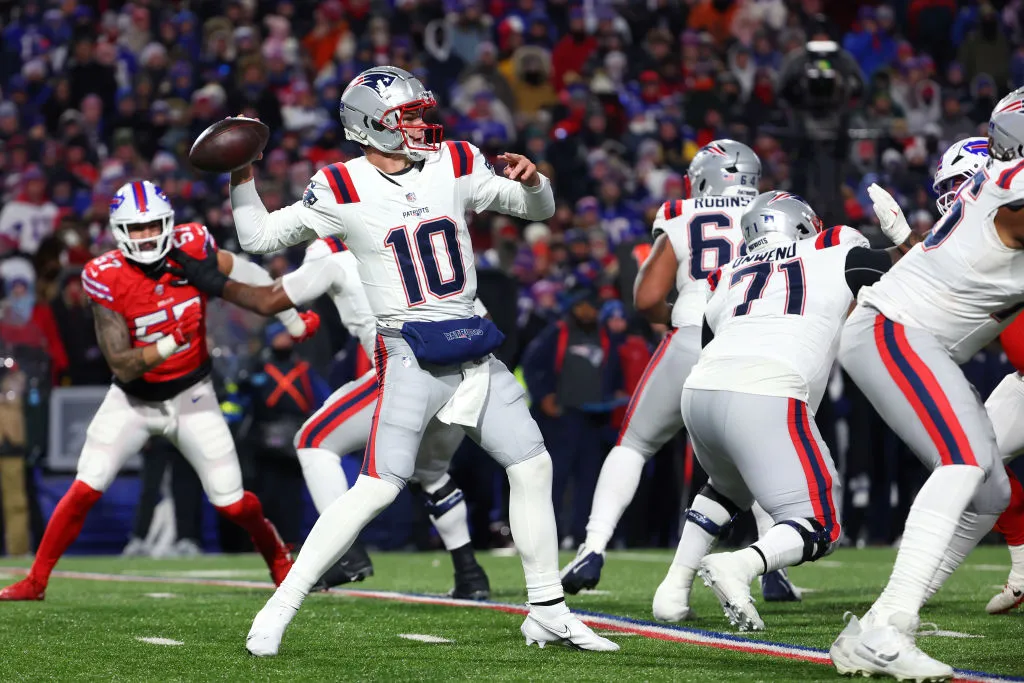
(560, 140), (802, 609)
(172, 234), (493, 598)
(830, 91), (1024, 680)
(652, 191), (907, 632)
(222, 66), (616, 655)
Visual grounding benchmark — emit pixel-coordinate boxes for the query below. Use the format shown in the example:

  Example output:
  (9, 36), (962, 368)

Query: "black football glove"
(165, 246), (229, 297)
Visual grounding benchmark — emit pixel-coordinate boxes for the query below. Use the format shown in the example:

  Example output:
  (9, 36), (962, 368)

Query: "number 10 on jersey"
(385, 217), (467, 306)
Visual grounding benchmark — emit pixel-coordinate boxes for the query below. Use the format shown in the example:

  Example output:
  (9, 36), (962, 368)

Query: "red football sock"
(28, 480), (103, 586)
(995, 467), (1024, 546)
(215, 491), (286, 565)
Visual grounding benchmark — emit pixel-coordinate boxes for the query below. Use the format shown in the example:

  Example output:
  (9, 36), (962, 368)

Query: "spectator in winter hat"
(0, 166), (58, 255)
(508, 46), (559, 115)
(303, 1), (348, 73)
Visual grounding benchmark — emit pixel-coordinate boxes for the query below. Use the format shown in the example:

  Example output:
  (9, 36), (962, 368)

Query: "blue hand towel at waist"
(401, 316), (505, 366)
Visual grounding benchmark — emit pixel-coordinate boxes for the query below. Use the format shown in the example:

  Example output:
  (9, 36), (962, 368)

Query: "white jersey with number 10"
(653, 195), (753, 329)
(231, 140), (554, 324)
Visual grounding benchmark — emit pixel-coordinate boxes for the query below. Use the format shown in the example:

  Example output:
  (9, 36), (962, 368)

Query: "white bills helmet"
(339, 66), (442, 161)
(989, 86), (1024, 162)
(686, 139), (761, 199)
(740, 191), (823, 253)
(109, 180), (175, 265)
(933, 137), (988, 215)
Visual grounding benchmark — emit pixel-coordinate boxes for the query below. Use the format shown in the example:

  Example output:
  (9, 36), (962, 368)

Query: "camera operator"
(778, 21), (865, 226)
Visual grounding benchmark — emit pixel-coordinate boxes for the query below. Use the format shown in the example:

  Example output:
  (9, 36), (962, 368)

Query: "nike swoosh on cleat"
(861, 644), (898, 664)
(191, 396), (201, 403)
(547, 624), (570, 638)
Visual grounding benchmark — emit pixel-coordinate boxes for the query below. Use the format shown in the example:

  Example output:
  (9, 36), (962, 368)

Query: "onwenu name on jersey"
(731, 243), (797, 267)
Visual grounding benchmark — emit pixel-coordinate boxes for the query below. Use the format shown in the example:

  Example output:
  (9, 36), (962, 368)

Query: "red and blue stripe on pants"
(873, 314), (977, 467)
(787, 398), (840, 542)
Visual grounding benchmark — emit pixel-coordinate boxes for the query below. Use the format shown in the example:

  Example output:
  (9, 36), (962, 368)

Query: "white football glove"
(867, 182), (911, 245)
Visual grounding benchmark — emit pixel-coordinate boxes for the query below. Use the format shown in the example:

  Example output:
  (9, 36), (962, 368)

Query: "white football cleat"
(985, 583), (1024, 615)
(652, 577), (695, 622)
(521, 611), (620, 651)
(246, 597), (298, 657)
(698, 553), (763, 631)
(829, 611), (954, 682)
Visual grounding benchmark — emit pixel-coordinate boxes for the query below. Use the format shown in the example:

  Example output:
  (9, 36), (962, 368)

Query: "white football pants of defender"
(293, 368), (471, 550)
(276, 333), (562, 608)
(985, 372), (1024, 461)
(681, 388), (842, 553)
(585, 325), (775, 553)
(76, 379), (244, 506)
(839, 306), (1011, 623)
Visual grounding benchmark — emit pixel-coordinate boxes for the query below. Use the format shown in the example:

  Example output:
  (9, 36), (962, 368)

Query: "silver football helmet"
(339, 66), (442, 161)
(740, 191), (823, 253)
(686, 139), (761, 199)
(989, 86), (1024, 161)
(109, 180), (175, 265)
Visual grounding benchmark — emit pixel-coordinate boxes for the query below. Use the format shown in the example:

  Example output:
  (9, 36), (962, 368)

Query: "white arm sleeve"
(230, 179), (342, 254)
(227, 252), (305, 336)
(467, 143), (555, 220)
(474, 297), (489, 318)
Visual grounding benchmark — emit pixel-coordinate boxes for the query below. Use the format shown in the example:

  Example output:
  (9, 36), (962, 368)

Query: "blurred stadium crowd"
(1, 0), (1023, 558)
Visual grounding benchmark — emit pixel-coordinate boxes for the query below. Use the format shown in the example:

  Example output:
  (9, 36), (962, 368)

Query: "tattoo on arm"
(93, 303), (163, 383)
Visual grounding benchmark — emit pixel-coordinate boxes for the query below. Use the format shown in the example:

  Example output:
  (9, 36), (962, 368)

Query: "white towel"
(436, 360), (490, 429)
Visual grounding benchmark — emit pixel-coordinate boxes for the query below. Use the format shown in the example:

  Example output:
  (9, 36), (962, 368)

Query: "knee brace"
(420, 478), (465, 520)
(780, 518), (837, 564)
(685, 484), (741, 537)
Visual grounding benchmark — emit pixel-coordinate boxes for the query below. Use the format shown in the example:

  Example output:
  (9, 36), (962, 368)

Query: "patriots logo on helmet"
(996, 99), (1024, 114)
(351, 72), (397, 96)
(703, 144), (728, 157)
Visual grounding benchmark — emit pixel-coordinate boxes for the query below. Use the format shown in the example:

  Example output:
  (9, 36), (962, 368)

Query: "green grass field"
(0, 547), (1022, 682)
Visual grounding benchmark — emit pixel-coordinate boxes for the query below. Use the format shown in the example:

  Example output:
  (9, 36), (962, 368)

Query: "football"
(188, 117), (270, 174)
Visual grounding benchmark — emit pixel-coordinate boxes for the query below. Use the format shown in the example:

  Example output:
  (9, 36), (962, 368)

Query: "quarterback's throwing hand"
(500, 153), (540, 187)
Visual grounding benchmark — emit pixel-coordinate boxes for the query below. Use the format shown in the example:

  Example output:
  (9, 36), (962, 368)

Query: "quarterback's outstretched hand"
(867, 183), (911, 245)
(291, 310), (321, 343)
(167, 246), (229, 297)
(500, 153), (540, 187)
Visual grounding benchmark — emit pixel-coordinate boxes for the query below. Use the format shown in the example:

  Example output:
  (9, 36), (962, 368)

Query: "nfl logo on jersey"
(406, 192), (417, 203)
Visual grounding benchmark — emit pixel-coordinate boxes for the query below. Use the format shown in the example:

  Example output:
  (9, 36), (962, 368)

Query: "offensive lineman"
(170, 235), (491, 598)
(223, 66), (617, 654)
(0, 181), (315, 601)
(884, 136), (1024, 616)
(560, 140), (800, 608)
(652, 192), (916, 631)
(829, 91), (1024, 680)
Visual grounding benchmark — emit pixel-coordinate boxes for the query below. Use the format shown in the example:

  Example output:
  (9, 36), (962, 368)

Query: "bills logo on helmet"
(963, 139), (989, 155)
(302, 182), (319, 208)
(109, 193), (126, 212)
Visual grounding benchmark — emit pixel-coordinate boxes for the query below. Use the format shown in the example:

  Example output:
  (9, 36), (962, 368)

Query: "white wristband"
(156, 335), (182, 359)
(283, 312), (306, 337)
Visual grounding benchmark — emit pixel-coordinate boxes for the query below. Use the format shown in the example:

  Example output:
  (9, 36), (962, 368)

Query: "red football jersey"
(82, 223), (216, 392)
(1001, 314), (1024, 374)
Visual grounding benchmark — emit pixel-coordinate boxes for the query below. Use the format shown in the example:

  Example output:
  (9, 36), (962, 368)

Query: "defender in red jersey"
(984, 315), (1024, 613)
(0, 180), (319, 601)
